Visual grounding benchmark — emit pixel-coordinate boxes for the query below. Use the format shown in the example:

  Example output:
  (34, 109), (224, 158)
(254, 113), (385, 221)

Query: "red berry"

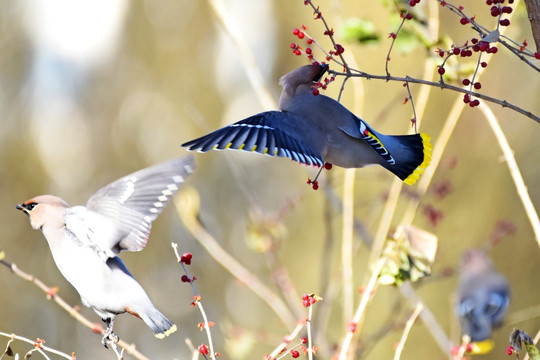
(181, 275), (190, 283)
(481, 61), (488, 68)
(502, 6), (513, 13)
(462, 78), (470, 86)
(290, 43), (297, 49)
(306, 48), (312, 55)
(438, 66), (445, 75)
(453, 47), (460, 55)
(472, 99), (480, 106)
(460, 17), (469, 25)
(490, 46), (498, 53)
(294, 49), (301, 56)
(303, 299), (311, 307)
(474, 82), (481, 89)
(312, 89), (319, 96)
(405, 13), (413, 20)
(291, 350), (300, 358)
(312, 183), (319, 190)
(535, 52), (540, 59)
(310, 297), (316, 304)
(463, 94), (470, 103)
(307, 38), (313, 44)
(301, 337), (307, 344)
(479, 41), (489, 51)
(506, 346), (514, 356)
(472, 44), (480, 52)
(409, 0), (416, 5)
(471, 38), (478, 44)
(486, 0), (493, 4)
(324, 162), (333, 170)
(199, 344), (209, 355)
(298, 31), (305, 39)
(181, 253), (192, 265)
(500, 19), (510, 26)
(491, 6), (500, 16)
(293, 28), (300, 35)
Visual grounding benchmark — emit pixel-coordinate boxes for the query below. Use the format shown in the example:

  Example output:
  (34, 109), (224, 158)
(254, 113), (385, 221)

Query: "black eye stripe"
(25, 202), (38, 211)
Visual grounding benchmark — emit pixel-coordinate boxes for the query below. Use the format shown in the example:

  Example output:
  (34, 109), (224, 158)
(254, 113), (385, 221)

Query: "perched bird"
(182, 64), (431, 185)
(16, 156), (195, 346)
(456, 249), (510, 350)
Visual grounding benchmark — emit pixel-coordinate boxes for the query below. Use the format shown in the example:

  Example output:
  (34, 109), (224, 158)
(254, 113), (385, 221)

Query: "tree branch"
(524, 0), (540, 52)
(329, 70), (540, 124)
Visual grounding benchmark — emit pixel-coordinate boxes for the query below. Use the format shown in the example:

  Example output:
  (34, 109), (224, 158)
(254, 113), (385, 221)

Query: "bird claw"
(101, 328), (119, 349)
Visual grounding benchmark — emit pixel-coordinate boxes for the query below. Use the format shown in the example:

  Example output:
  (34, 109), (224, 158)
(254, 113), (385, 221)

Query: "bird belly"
(50, 240), (144, 314)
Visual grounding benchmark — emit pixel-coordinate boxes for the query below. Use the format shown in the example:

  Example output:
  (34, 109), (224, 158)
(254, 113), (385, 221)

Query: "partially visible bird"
(182, 64), (431, 185)
(456, 249), (510, 350)
(16, 156), (195, 346)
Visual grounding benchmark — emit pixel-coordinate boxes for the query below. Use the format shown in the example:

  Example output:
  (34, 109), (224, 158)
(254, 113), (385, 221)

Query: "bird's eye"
(26, 202), (38, 211)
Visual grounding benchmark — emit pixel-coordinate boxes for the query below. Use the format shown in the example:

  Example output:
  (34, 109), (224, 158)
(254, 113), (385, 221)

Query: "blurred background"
(0, 0), (539, 359)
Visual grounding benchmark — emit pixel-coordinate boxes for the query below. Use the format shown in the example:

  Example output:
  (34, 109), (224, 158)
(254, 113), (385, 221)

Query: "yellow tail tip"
(469, 339), (495, 354)
(403, 133), (432, 185)
(155, 324), (177, 339)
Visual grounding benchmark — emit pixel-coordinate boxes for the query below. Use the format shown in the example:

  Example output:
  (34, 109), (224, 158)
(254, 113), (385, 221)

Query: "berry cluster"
(506, 345), (514, 356)
(179, 252), (197, 283)
(302, 293), (319, 307)
(434, 0), (522, 108)
(180, 252), (192, 265)
(306, 178), (319, 190)
(486, 0), (514, 27)
(33, 337), (45, 349)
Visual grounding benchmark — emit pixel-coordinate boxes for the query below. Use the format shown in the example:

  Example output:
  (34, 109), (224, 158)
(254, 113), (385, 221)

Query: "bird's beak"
(16, 203), (28, 215)
(314, 64), (329, 82)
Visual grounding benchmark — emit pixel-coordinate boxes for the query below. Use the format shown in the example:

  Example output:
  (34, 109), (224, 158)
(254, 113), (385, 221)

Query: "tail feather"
(140, 308), (177, 339)
(379, 133), (432, 185)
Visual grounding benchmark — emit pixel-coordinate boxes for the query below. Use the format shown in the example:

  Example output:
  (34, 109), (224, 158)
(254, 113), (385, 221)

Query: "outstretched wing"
(182, 111), (324, 167)
(83, 156), (195, 255)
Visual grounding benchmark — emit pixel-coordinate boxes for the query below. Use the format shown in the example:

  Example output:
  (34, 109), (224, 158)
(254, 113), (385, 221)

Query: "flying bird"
(182, 64), (431, 185)
(456, 249), (510, 351)
(16, 156), (195, 346)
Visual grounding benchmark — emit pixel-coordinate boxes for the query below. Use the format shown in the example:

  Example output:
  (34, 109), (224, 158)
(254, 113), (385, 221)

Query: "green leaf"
(342, 18), (380, 45)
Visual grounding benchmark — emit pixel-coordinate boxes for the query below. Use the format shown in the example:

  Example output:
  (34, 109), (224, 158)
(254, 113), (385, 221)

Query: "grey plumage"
(16, 156), (195, 345)
(182, 64), (432, 185)
(456, 249), (511, 343)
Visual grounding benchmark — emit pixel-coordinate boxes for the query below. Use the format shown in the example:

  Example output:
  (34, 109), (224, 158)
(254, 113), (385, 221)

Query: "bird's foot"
(101, 328), (119, 349)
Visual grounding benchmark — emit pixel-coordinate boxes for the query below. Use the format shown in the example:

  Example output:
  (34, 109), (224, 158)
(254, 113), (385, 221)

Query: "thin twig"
(268, 322), (306, 359)
(0, 332), (72, 359)
(337, 257), (386, 360)
(304, 0), (350, 72)
(329, 70), (540, 124)
(386, 13), (409, 77)
(479, 104), (540, 246)
(393, 303), (424, 360)
(171, 243), (217, 360)
(341, 169), (355, 325)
